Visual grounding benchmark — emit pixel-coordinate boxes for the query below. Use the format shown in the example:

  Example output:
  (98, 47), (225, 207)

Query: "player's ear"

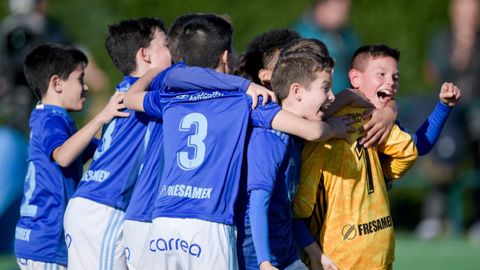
(219, 50), (229, 73)
(50, 75), (62, 93)
(258, 69), (273, 85)
(139, 47), (150, 63)
(290, 83), (303, 101)
(349, 69), (361, 89)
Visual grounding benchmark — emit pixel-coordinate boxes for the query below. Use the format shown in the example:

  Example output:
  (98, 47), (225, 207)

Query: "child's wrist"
(439, 99), (454, 107)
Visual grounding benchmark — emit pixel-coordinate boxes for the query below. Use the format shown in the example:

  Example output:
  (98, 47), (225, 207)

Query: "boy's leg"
(16, 258), (67, 270)
(64, 197), (127, 270)
(140, 217), (238, 270)
(123, 220), (151, 270)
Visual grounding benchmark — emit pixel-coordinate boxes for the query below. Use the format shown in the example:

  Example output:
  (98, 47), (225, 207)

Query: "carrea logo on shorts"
(149, 237), (202, 258)
(65, 233), (72, 248)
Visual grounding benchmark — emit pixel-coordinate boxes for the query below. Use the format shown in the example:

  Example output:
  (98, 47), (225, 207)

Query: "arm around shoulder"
(271, 110), (336, 141)
(124, 67), (163, 112)
(52, 92), (129, 167)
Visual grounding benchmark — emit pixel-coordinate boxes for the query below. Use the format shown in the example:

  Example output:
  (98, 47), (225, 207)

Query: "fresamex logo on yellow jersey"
(342, 215), (393, 240)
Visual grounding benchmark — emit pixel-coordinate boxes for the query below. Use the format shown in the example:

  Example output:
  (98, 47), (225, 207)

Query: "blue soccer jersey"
(73, 76), (151, 210)
(124, 117), (164, 222)
(124, 63), (254, 222)
(15, 104), (97, 265)
(143, 66), (281, 225)
(243, 128), (303, 269)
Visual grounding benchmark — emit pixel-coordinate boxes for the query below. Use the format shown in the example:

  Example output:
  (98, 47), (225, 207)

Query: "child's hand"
(259, 261), (279, 270)
(246, 83), (278, 109)
(348, 89), (374, 108)
(316, 254), (339, 270)
(439, 82), (461, 107)
(327, 116), (356, 143)
(304, 242), (339, 270)
(360, 106), (396, 147)
(97, 92), (130, 124)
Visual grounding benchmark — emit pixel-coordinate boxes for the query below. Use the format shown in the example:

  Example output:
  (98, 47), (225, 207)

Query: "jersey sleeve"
(163, 64), (251, 92)
(413, 101), (452, 156)
(249, 100), (282, 129)
(249, 189), (273, 265)
(247, 130), (287, 193)
(143, 91), (163, 119)
(42, 115), (71, 158)
(378, 124), (418, 180)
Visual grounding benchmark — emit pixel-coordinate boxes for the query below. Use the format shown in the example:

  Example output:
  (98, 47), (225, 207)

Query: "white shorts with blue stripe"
(64, 197), (127, 270)
(123, 219), (151, 270)
(138, 217), (238, 270)
(16, 258), (66, 270)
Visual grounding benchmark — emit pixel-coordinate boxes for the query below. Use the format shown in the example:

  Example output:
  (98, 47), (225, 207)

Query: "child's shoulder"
(30, 105), (73, 134)
(251, 126), (290, 146)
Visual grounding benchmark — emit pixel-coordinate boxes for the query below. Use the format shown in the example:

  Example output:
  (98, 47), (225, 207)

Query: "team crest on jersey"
(176, 94), (190, 100)
(175, 91), (224, 102)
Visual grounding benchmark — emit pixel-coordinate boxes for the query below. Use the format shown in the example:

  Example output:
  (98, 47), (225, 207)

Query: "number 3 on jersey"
(177, 113), (208, 170)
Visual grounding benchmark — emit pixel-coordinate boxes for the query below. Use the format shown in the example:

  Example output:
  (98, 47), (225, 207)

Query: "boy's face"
(61, 64), (88, 111)
(298, 70), (334, 120)
(146, 29), (172, 70)
(351, 56), (399, 109)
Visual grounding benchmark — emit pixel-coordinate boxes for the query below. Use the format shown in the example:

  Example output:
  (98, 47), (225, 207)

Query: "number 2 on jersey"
(177, 113), (208, 170)
(20, 162), (38, 217)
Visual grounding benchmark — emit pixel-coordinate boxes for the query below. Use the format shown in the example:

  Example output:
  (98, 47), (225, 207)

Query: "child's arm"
(249, 190), (279, 270)
(360, 100), (398, 147)
(52, 92), (128, 167)
(320, 88), (395, 147)
(304, 243), (339, 270)
(124, 66), (277, 112)
(124, 67), (164, 112)
(379, 125), (418, 180)
(271, 110), (355, 142)
(164, 67), (278, 107)
(292, 220), (339, 270)
(322, 89), (373, 119)
(414, 82), (461, 155)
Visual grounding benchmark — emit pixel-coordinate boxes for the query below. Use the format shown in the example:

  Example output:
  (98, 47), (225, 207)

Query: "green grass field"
(1, 233), (479, 269)
(395, 233), (480, 270)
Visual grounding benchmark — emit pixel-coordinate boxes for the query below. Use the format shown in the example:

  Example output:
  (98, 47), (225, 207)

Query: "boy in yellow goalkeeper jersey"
(293, 44), (418, 270)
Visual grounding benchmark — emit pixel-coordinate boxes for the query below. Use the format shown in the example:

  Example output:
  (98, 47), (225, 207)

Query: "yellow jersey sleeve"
(378, 124), (418, 180)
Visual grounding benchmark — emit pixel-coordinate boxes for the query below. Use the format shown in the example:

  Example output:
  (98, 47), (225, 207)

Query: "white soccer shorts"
(138, 217), (238, 270)
(16, 258), (66, 270)
(63, 197), (127, 270)
(123, 219), (151, 270)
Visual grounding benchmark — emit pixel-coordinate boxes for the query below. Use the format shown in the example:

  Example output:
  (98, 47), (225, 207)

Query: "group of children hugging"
(14, 12), (461, 270)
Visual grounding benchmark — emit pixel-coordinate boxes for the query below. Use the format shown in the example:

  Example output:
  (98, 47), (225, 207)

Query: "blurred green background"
(2, 0), (480, 269)
(0, 0), (451, 94)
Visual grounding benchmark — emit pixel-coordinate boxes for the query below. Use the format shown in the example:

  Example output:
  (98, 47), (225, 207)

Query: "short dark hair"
(23, 43), (88, 100)
(178, 14), (232, 69)
(271, 51), (334, 101)
(105, 17), (167, 75)
(281, 38), (330, 58)
(350, 44), (400, 71)
(168, 13), (205, 64)
(234, 29), (300, 83)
